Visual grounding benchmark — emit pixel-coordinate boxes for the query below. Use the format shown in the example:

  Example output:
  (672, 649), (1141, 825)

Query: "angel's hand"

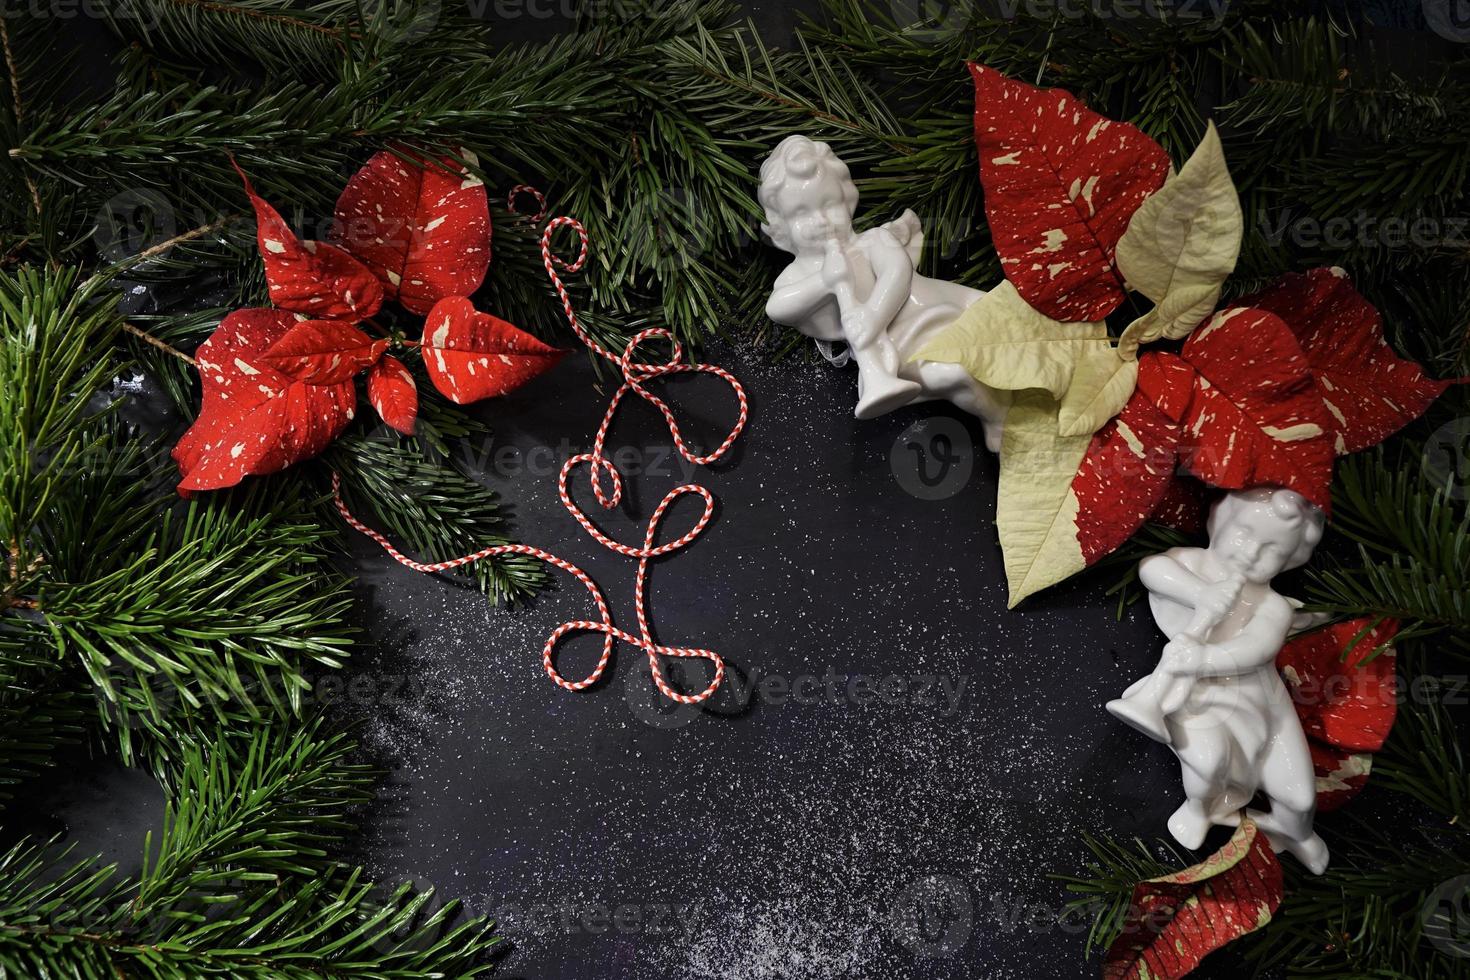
(1163, 635), (1206, 672)
(1195, 576), (1244, 624)
(821, 241), (852, 290)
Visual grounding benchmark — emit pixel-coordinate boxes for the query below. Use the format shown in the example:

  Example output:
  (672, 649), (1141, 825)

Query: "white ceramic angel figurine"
(1107, 488), (1330, 874)
(758, 135), (1010, 451)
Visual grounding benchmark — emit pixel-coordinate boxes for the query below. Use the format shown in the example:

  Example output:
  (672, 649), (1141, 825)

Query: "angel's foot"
(1247, 808), (1330, 874)
(1168, 800), (1212, 850)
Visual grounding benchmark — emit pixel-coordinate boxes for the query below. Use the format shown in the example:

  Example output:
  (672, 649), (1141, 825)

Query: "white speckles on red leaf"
(232, 162), (382, 321)
(1278, 617), (1398, 810)
(260, 319), (388, 384)
(1232, 268), (1452, 455)
(173, 309), (355, 492)
(332, 147), (491, 315)
(1177, 308), (1335, 510)
(1105, 820), (1283, 980)
(969, 64), (1170, 322)
(1310, 744), (1373, 812)
(420, 296), (565, 404)
(1071, 359), (1185, 564)
(367, 355), (419, 434)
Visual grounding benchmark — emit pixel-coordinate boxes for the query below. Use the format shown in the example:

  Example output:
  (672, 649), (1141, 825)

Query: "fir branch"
(326, 431), (548, 602)
(1056, 833), (1185, 955)
(136, 720), (376, 913)
(0, 266), (123, 580)
(1304, 451), (1470, 658)
(36, 476), (356, 762)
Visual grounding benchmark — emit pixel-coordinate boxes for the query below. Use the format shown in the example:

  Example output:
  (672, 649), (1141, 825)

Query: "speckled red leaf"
(260, 319), (388, 384)
(1309, 741), (1374, 813)
(1150, 474), (1211, 535)
(173, 309), (356, 492)
(1105, 819), (1283, 980)
(333, 147), (491, 315)
(1279, 618), (1399, 752)
(1073, 379), (1183, 563)
(1134, 351), (1196, 424)
(1178, 307), (1335, 511)
(970, 63), (1170, 322)
(233, 162), (382, 321)
(420, 296), (565, 405)
(367, 355), (418, 435)
(1233, 268), (1451, 454)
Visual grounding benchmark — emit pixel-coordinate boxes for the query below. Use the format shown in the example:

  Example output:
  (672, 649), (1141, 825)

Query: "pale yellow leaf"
(997, 390), (1092, 607)
(1057, 350), (1140, 437)
(1115, 122), (1242, 359)
(914, 280), (1107, 398)
(1117, 282), (1221, 361)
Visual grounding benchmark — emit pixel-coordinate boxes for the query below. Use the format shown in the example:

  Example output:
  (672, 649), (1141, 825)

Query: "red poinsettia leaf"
(1105, 819), (1283, 980)
(1278, 618), (1399, 753)
(1074, 384), (1183, 563)
(260, 319), (388, 384)
(1178, 307), (1336, 511)
(970, 63), (1170, 322)
(333, 147), (491, 315)
(367, 355), (419, 435)
(232, 161), (382, 321)
(420, 296), (566, 405)
(1150, 474), (1211, 535)
(1309, 741), (1374, 813)
(1135, 351), (1196, 424)
(173, 309), (356, 492)
(1233, 268), (1451, 455)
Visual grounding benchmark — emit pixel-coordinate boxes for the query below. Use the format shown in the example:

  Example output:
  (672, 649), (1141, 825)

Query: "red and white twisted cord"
(333, 188), (748, 705)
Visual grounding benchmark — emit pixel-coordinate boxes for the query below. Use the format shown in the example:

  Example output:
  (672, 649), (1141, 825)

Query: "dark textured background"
(29, 2), (1446, 977)
(338, 348), (1187, 980)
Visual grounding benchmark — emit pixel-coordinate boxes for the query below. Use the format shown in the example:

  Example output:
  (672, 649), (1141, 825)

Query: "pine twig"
(94, 214), (243, 367)
(0, 18), (42, 218)
(122, 321), (196, 367)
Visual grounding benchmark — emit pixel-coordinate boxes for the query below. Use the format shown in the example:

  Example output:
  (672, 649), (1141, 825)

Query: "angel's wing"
(880, 209), (924, 267)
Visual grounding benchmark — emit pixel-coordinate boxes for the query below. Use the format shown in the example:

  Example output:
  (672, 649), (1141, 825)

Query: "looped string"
(334, 193), (748, 706)
(507, 185), (547, 225)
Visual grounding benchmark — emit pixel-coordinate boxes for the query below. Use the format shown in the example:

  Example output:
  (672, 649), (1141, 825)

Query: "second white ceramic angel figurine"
(758, 135), (1009, 451)
(1108, 488), (1330, 874)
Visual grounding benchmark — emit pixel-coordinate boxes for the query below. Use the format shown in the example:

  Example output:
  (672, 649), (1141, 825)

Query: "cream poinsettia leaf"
(914, 280), (1108, 398)
(1115, 122), (1242, 360)
(996, 390), (1094, 608)
(1057, 349), (1140, 437)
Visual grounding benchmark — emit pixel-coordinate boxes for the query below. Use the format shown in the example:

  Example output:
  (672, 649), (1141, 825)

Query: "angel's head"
(1208, 488), (1325, 583)
(758, 136), (858, 256)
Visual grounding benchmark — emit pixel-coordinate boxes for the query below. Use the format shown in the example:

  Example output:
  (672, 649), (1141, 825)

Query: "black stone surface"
(337, 344), (1186, 979)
